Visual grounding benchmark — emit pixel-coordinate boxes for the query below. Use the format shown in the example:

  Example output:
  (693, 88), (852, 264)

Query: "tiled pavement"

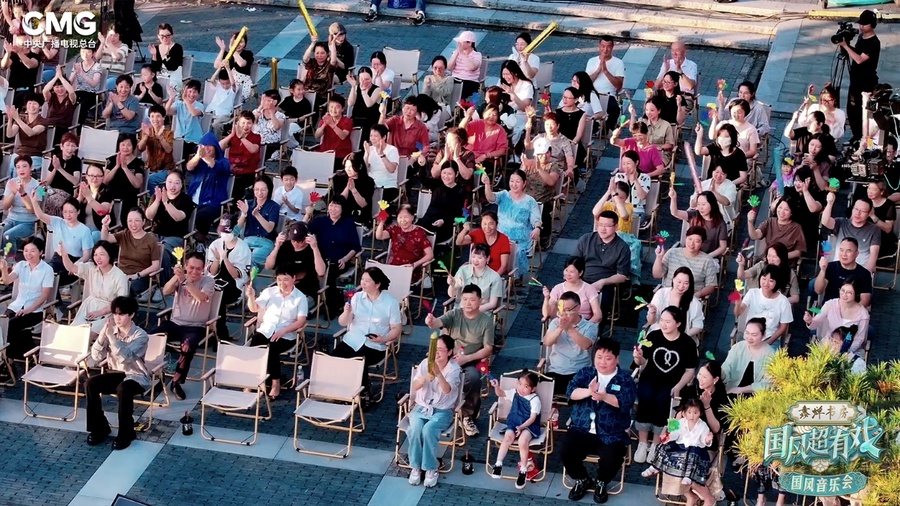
(2, 2), (896, 505)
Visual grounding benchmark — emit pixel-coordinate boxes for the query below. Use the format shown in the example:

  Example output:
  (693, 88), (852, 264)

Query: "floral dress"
(494, 190), (540, 276)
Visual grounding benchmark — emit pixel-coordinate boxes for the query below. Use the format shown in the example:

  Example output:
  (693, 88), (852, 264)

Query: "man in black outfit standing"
(839, 10), (880, 143)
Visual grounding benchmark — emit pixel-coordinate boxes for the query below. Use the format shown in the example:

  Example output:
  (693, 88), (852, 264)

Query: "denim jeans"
(245, 235), (274, 268)
(147, 170), (169, 190)
(407, 405), (453, 471)
(1, 219), (36, 253)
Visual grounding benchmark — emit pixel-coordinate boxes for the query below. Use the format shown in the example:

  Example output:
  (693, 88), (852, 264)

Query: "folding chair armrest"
(397, 392), (410, 406)
(0, 342), (8, 352)
(0, 293), (11, 304)
(68, 300), (84, 312)
(156, 308), (172, 322)
(37, 299), (59, 313)
(151, 363), (164, 374)
(294, 378), (310, 392)
(244, 316), (258, 328)
(200, 367), (216, 382)
(488, 401), (499, 416)
(75, 353), (91, 366)
(374, 251), (388, 261)
(442, 297), (456, 309)
(333, 328), (347, 344)
(536, 358), (546, 372)
(184, 231), (196, 241)
(349, 385), (365, 400)
(23, 346), (40, 358)
(205, 316), (220, 327)
(97, 358), (109, 368)
(256, 373), (271, 388)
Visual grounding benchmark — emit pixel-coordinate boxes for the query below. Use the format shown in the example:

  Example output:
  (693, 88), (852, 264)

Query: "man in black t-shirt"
(814, 237), (873, 308)
(265, 221), (325, 303)
(838, 10), (881, 142)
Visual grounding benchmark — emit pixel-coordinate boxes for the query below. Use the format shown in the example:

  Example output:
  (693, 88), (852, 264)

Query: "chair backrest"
(215, 341), (268, 388)
(397, 156), (409, 185)
(38, 322), (90, 367)
(417, 190), (432, 220)
(495, 371), (554, 424)
(365, 260), (412, 303)
(78, 127), (120, 164)
(309, 351), (365, 400)
(296, 62), (306, 81)
(448, 78), (463, 109)
(533, 61), (554, 92)
(383, 47), (420, 88)
(349, 127), (362, 151)
(181, 54), (194, 81)
(645, 180), (660, 216)
(0, 313), (8, 348)
(291, 149), (336, 186)
(145, 332), (167, 371)
(478, 57), (490, 84)
(370, 187), (384, 220)
(249, 60), (260, 83)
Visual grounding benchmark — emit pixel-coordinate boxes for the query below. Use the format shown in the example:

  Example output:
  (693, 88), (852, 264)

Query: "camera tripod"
(831, 46), (848, 91)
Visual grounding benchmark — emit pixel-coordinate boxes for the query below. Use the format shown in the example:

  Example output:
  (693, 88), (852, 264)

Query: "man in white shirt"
(655, 41), (697, 95)
(247, 265), (308, 399)
(585, 36), (625, 130)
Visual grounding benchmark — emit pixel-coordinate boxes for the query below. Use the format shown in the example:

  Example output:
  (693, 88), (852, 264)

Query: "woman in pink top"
(541, 256), (601, 323)
(460, 103), (509, 167)
(611, 120), (665, 177)
(803, 278), (869, 353)
(448, 30), (483, 100)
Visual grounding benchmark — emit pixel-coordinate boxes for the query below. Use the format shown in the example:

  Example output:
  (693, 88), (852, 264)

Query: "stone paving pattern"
(3, 2), (897, 504)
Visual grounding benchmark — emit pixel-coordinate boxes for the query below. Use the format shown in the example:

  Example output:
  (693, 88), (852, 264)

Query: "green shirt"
(439, 308), (494, 355)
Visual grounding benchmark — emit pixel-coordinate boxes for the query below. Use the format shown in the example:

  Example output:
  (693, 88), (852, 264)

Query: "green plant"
(723, 344), (900, 504)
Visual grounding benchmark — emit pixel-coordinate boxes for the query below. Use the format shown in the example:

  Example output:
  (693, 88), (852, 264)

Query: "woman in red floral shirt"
(374, 204), (434, 282)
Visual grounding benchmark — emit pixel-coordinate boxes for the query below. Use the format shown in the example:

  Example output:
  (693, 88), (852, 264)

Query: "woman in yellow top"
(592, 180), (634, 234)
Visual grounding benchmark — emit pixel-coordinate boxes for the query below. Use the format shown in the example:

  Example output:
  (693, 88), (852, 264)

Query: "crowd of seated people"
(0, 9), (898, 505)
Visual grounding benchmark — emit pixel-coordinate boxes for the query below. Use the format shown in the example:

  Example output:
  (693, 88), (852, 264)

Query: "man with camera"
(837, 10), (881, 143)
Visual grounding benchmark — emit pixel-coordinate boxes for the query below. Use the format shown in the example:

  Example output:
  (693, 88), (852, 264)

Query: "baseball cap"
(290, 221), (308, 242)
(858, 10), (877, 27)
(533, 137), (551, 155)
(218, 213), (237, 233)
(454, 31), (477, 44)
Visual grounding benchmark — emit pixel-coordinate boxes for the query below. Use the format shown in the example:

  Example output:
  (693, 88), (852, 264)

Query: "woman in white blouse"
(647, 266), (704, 341)
(333, 266), (402, 408)
(498, 60), (534, 145)
(508, 32), (540, 80)
(797, 84), (847, 143)
(60, 240), (129, 335)
(405, 333), (461, 488)
(364, 123), (401, 205)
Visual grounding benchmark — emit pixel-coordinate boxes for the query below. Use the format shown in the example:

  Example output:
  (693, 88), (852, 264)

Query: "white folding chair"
(0, 313), (13, 386)
(383, 47), (421, 95)
(293, 352), (366, 458)
(78, 127), (120, 165)
(290, 149), (336, 193)
(485, 370), (555, 482)
(21, 322), (91, 421)
(199, 341), (272, 445)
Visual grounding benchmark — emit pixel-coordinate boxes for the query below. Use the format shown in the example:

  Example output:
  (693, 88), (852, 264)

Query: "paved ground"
(2, 2), (898, 505)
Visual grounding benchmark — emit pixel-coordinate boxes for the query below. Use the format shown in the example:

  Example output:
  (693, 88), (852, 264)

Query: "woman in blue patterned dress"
(481, 169), (541, 278)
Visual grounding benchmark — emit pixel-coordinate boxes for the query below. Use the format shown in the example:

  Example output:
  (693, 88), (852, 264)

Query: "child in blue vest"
(489, 370), (541, 489)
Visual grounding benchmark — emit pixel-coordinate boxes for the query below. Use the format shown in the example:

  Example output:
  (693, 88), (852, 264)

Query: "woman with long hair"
(59, 240), (129, 335)
(670, 189), (728, 258)
(541, 256), (602, 323)
(612, 150), (651, 217)
(652, 70), (688, 126)
(564, 71), (604, 120)
(694, 122), (748, 186)
(797, 84), (846, 142)
(737, 242), (800, 305)
(347, 66), (383, 149)
(803, 278), (869, 353)
(498, 60), (534, 145)
(333, 154), (376, 225)
(145, 170), (194, 283)
(746, 197), (806, 263)
(647, 266), (704, 339)
(708, 98), (759, 159)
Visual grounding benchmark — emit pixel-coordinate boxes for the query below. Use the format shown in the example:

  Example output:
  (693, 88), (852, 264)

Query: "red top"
(465, 120), (508, 158)
(468, 228), (511, 274)
(228, 132), (262, 176)
(385, 116), (430, 157)
(318, 116), (354, 160)
(388, 224), (432, 281)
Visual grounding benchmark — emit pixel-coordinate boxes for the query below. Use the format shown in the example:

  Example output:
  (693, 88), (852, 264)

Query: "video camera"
(831, 21), (858, 44)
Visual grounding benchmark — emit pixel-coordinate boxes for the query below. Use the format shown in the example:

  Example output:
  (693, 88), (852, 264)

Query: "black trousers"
(560, 429), (627, 484)
(330, 340), (384, 394)
(151, 320), (207, 384)
(5, 310), (43, 360)
(546, 371), (575, 397)
(248, 332), (295, 381)
(605, 97), (621, 135)
(848, 81), (876, 141)
(85, 371), (144, 440)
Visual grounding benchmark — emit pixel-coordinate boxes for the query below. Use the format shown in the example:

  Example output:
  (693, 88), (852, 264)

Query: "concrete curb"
(223, 0), (776, 50)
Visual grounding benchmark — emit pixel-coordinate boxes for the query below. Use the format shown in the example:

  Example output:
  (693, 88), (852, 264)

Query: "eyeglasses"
(87, 174), (103, 178)
(821, 98), (835, 104)
(158, 33), (172, 38)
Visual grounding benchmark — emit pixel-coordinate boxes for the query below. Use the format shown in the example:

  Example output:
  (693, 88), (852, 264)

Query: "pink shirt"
(622, 138), (664, 174)
(453, 51), (483, 81)
(549, 281), (599, 320)
(466, 120), (508, 158)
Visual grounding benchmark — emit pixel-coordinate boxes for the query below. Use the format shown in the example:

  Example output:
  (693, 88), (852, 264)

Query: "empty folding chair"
(21, 322), (91, 421)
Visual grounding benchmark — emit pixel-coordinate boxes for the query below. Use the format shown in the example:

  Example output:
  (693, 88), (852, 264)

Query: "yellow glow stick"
(298, 0), (318, 39)
(523, 22), (558, 54)
(222, 27), (248, 67)
(271, 57), (278, 90)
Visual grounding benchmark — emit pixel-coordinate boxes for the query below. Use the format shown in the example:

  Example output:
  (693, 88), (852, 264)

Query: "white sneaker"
(408, 468), (421, 486)
(634, 442), (650, 464)
(648, 442), (659, 461)
(641, 467), (659, 478)
(423, 469), (439, 488)
(462, 417), (479, 437)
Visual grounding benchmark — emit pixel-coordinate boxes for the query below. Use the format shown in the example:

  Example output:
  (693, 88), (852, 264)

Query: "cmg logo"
(21, 11), (98, 37)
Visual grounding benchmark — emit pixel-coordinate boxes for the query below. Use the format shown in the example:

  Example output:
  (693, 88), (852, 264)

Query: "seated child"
(489, 370), (541, 490)
(207, 65), (238, 136)
(641, 398), (713, 487)
(272, 165), (308, 222)
(828, 325), (866, 374)
(771, 159), (796, 198)
(279, 79), (312, 150)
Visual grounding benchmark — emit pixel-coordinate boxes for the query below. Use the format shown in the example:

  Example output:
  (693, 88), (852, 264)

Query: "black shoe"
(86, 431), (110, 446)
(515, 470), (526, 489)
(364, 9), (377, 22)
(568, 477), (594, 501)
(171, 381), (186, 401)
(412, 11), (425, 25)
(491, 464), (502, 479)
(112, 434), (134, 450)
(593, 480), (608, 504)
